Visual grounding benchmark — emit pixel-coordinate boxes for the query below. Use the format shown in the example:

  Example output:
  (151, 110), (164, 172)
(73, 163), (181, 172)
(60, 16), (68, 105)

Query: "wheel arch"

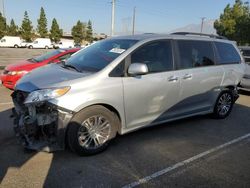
(67, 103), (123, 134)
(64, 103), (123, 150)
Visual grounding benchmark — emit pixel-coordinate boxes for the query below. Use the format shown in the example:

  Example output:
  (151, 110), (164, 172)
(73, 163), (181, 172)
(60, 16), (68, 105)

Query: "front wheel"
(67, 105), (119, 156)
(212, 91), (234, 119)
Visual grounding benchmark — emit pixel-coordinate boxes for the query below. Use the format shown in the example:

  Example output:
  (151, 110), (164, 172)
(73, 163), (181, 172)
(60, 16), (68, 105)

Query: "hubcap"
(78, 116), (111, 149)
(217, 93), (232, 116)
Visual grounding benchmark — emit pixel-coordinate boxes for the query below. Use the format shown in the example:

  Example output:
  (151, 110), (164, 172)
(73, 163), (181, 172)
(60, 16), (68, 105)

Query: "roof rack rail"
(171, 32), (228, 40)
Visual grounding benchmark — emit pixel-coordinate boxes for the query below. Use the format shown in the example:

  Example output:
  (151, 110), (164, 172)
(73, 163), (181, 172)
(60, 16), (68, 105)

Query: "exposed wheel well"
(93, 103), (121, 122)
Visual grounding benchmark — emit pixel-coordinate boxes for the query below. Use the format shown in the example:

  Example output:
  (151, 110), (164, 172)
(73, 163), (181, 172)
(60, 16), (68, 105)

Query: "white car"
(0, 36), (22, 48)
(28, 38), (53, 49)
(54, 40), (74, 49)
(20, 41), (32, 48)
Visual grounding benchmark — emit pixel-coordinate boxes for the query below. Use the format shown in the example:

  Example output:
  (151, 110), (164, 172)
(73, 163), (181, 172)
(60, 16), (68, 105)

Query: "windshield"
(65, 39), (138, 72)
(31, 50), (63, 62)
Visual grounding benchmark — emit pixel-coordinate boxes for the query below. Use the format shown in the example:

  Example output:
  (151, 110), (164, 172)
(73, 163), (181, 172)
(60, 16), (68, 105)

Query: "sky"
(0, 0), (239, 35)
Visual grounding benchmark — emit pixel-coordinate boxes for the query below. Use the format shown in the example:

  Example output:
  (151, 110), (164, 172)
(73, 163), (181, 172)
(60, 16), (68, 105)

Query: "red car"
(0, 48), (80, 89)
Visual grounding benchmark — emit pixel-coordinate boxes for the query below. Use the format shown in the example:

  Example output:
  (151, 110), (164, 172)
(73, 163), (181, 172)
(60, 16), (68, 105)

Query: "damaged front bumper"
(11, 90), (74, 152)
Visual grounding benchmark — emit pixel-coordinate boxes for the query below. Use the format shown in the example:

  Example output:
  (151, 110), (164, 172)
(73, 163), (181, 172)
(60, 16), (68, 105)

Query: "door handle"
(183, 74), (192, 80)
(168, 76), (179, 82)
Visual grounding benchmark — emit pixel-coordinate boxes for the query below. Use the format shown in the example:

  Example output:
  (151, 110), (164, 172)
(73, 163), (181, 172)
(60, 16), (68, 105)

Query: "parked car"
(28, 38), (53, 49)
(239, 46), (250, 90)
(0, 36), (22, 48)
(11, 33), (245, 156)
(1, 48), (80, 89)
(20, 40), (32, 48)
(54, 40), (74, 49)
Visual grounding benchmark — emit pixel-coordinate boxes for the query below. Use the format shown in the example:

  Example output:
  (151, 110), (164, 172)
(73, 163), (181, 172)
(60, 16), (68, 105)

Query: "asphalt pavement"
(0, 47), (250, 188)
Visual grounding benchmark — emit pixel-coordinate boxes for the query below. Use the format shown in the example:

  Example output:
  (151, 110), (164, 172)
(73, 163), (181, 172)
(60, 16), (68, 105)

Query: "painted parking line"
(123, 133), (250, 188)
(0, 102), (13, 105)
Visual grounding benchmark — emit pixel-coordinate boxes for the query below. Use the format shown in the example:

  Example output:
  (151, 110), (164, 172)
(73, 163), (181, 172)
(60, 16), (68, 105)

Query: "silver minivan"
(12, 33), (245, 155)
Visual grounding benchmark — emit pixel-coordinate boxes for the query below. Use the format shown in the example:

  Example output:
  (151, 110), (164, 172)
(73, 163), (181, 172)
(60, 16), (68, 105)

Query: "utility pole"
(1, 0), (5, 17)
(132, 6), (136, 35)
(111, 0), (115, 36)
(200, 17), (206, 33)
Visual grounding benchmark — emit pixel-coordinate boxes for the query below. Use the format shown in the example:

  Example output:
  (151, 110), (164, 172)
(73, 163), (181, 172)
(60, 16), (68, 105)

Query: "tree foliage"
(214, 0), (250, 44)
(37, 7), (48, 38)
(20, 11), (33, 42)
(0, 12), (7, 39)
(86, 20), (93, 42)
(71, 20), (86, 44)
(8, 19), (19, 36)
(50, 18), (63, 43)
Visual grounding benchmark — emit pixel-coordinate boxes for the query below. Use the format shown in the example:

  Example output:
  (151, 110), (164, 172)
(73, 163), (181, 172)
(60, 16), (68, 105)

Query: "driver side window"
(131, 40), (173, 73)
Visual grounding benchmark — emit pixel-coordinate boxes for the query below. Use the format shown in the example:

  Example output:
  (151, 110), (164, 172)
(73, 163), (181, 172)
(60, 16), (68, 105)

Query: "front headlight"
(24, 87), (70, 104)
(8, 70), (28, 76)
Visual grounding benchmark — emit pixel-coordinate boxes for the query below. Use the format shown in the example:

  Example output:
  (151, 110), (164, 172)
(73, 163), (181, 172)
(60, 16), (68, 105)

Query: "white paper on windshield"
(109, 48), (126, 54)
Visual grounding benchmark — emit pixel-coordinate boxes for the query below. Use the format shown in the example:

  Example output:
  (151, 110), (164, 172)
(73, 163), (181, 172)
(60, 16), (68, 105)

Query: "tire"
(14, 44), (18, 48)
(45, 46), (49, 49)
(212, 90), (234, 119)
(29, 45), (33, 49)
(67, 105), (119, 156)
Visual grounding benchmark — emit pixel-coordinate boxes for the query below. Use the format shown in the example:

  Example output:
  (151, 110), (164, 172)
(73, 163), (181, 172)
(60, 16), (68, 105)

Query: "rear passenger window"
(176, 40), (215, 69)
(131, 41), (173, 73)
(215, 42), (241, 64)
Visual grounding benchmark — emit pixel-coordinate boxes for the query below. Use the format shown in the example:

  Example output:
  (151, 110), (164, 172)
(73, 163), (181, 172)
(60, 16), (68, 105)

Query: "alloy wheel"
(217, 93), (232, 116)
(77, 116), (111, 149)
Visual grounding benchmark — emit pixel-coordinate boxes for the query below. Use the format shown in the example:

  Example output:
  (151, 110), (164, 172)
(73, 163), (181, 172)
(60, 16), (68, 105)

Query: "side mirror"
(128, 63), (148, 76)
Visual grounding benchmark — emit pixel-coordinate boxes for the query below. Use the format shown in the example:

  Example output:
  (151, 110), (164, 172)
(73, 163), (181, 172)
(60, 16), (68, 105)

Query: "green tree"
(0, 12), (7, 38)
(37, 7), (48, 38)
(86, 20), (93, 42)
(20, 11), (33, 42)
(50, 18), (63, 43)
(71, 20), (86, 44)
(214, 0), (250, 44)
(8, 19), (19, 36)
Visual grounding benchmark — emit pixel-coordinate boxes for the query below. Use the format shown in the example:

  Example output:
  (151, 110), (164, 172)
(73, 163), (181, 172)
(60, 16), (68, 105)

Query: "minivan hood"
(15, 64), (92, 92)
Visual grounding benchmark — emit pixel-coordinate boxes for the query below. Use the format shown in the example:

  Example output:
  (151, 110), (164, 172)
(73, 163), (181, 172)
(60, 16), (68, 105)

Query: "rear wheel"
(14, 44), (18, 48)
(67, 105), (119, 156)
(45, 46), (49, 49)
(29, 45), (33, 49)
(212, 91), (234, 119)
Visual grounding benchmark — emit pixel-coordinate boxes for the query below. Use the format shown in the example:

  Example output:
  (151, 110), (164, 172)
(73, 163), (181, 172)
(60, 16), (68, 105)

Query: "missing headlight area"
(11, 90), (69, 152)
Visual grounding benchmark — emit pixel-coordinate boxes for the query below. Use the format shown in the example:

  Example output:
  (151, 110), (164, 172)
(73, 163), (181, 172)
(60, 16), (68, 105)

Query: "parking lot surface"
(0, 48), (52, 68)
(0, 48), (250, 188)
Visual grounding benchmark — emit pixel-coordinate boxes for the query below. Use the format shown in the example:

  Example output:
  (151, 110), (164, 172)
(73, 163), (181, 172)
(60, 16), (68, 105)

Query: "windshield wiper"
(61, 61), (82, 72)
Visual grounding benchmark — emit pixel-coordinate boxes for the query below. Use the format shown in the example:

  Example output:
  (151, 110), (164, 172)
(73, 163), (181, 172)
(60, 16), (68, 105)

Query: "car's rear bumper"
(240, 77), (250, 89)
